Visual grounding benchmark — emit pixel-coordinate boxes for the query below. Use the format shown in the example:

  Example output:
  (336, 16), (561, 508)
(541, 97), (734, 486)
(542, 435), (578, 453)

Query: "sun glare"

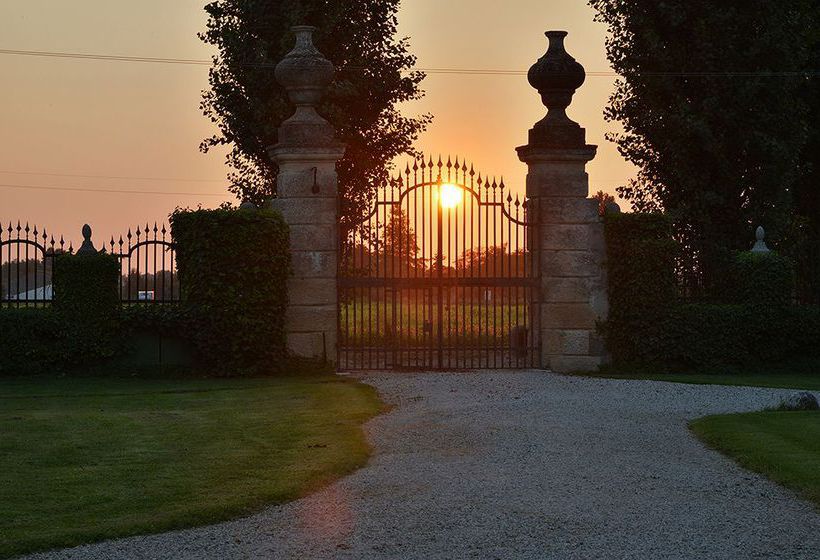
(439, 183), (462, 209)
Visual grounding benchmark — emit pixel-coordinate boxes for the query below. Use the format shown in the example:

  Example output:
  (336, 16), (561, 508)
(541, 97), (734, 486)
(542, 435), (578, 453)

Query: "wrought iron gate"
(338, 156), (539, 370)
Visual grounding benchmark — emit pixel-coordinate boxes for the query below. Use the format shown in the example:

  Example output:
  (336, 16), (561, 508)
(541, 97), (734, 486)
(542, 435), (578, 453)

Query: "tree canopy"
(589, 0), (818, 288)
(200, 0), (431, 224)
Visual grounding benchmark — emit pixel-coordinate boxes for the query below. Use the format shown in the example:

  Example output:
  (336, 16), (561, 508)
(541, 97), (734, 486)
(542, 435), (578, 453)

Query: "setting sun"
(439, 183), (462, 209)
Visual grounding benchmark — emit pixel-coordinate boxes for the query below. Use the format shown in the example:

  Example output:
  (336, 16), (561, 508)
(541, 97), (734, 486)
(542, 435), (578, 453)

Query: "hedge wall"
(170, 207), (290, 375)
(0, 309), (61, 376)
(602, 212), (819, 372)
(728, 251), (794, 308)
(602, 213), (678, 365)
(53, 251), (122, 365)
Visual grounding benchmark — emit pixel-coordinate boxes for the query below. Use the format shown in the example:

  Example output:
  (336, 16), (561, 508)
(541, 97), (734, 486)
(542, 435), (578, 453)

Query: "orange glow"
(439, 183), (462, 209)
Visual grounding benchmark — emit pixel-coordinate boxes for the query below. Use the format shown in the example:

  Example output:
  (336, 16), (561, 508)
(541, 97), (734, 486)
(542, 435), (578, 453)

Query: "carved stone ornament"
(274, 26), (340, 148)
(525, 31), (587, 148)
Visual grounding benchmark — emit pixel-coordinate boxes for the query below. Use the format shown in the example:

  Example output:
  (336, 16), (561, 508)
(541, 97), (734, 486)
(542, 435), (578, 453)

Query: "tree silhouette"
(200, 1), (431, 225)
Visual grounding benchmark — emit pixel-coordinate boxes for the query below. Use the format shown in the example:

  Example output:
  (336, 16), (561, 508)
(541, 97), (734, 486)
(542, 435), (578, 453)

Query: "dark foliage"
(589, 0), (818, 290)
(53, 252), (122, 365)
(602, 213), (678, 364)
(726, 251), (794, 308)
(199, 0), (431, 226)
(603, 212), (820, 372)
(0, 309), (61, 376)
(170, 207), (290, 375)
(648, 304), (820, 371)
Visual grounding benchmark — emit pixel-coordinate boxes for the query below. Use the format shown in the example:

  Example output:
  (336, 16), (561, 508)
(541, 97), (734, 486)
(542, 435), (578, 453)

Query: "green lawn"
(0, 374), (383, 558)
(571, 370), (820, 391)
(691, 411), (820, 508)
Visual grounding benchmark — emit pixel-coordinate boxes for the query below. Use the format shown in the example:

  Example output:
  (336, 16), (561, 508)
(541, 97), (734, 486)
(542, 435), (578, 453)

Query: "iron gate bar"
(338, 155), (539, 371)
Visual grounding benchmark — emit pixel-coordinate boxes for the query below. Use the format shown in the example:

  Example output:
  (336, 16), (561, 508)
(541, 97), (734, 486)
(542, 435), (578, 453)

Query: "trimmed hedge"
(53, 251), (122, 365)
(728, 251), (794, 307)
(602, 212), (678, 365)
(603, 212), (818, 372)
(170, 207), (290, 375)
(0, 309), (61, 376)
(648, 304), (820, 371)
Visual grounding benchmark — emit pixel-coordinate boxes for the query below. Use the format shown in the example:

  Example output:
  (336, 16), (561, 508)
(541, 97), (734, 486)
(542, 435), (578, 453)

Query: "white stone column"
(267, 26), (345, 362)
(517, 31), (609, 373)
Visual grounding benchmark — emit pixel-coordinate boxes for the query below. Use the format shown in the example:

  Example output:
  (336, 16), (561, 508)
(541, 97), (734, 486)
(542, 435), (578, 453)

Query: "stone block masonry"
(517, 30), (609, 372)
(267, 26), (345, 363)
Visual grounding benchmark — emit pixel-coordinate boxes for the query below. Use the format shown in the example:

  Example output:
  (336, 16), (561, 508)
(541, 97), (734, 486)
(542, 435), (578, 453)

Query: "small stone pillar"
(268, 26), (345, 362)
(517, 31), (609, 372)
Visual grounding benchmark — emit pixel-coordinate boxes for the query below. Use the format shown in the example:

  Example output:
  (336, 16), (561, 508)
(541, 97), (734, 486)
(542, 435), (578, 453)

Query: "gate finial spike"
(454, 155), (459, 169)
(412, 159), (419, 171)
(437, 155), (443, 168)
(405, 163), (411, 174)
(446, 155), (452, 168)
(469, 164), (475, 177)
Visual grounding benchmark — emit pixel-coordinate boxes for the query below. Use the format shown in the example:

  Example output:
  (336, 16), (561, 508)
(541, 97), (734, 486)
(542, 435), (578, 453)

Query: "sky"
(0, 0), (635, 245)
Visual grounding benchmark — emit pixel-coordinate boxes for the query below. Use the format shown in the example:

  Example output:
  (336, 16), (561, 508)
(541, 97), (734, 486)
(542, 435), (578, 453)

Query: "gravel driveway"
(25, 371), (820, 559)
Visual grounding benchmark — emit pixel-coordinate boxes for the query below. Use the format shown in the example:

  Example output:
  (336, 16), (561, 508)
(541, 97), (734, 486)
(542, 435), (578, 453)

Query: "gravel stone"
(24, 371), (820, 560)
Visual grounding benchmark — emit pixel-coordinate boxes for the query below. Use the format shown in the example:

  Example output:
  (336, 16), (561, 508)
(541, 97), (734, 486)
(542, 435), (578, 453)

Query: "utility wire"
(0, 182), (228, 197)
(1, 48), (816, 77)
(0, 181), (626, 197)
(0, 170), (224, 183)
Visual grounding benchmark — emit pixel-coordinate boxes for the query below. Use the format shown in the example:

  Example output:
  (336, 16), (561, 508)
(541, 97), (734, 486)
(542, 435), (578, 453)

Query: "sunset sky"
(0, 0), (635, 244)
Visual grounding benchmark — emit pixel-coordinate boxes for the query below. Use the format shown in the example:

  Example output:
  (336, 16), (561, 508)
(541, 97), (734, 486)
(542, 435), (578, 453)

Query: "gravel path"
(25, 371), (820, 559)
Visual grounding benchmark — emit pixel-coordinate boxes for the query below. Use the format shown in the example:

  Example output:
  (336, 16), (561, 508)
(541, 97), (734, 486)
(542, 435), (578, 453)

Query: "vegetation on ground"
(572, 366), (820, 392)
(690, 411), (820, 508)
(0, 373), (383, 558)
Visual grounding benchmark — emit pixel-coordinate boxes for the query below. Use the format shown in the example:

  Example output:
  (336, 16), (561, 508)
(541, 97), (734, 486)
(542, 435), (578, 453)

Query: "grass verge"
(571, 365), (820, 391)
(690, 411), (820, 508)
(0, 374), (383, 558)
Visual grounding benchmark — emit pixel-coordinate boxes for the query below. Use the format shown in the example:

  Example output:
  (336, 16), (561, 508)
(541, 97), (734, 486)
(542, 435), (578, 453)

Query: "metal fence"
(107, 223), (179, 304)
(0, 222), (179, 306)
(338, 156), (540, 371)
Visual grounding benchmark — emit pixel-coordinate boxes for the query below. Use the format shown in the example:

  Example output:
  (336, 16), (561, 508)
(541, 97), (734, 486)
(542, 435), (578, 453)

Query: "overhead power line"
(0, 182), (228, 197)
(0, 169), (225, 183)
(1, 48), (816, 77)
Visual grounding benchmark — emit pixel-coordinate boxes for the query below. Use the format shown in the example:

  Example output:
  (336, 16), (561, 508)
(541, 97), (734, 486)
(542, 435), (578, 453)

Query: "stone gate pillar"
(268, 26), (345, 362)
(517, 31), (609, 373)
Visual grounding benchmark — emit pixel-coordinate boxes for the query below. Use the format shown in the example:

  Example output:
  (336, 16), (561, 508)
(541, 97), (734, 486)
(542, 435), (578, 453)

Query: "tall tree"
(200, 0), (431, 225)
(380, 205), (422, 275)
(589, 0), (816, 287)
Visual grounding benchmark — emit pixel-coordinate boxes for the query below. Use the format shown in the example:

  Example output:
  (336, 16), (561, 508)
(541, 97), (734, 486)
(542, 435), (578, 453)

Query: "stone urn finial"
(752, 225), (771, 253)
(273, 25), (339, 147)
(275, 26), (334, 107)
(526, 30), (587, 147)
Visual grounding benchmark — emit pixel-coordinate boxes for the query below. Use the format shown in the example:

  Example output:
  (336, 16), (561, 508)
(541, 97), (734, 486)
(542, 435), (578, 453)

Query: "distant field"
(339, 300), (533, 343)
